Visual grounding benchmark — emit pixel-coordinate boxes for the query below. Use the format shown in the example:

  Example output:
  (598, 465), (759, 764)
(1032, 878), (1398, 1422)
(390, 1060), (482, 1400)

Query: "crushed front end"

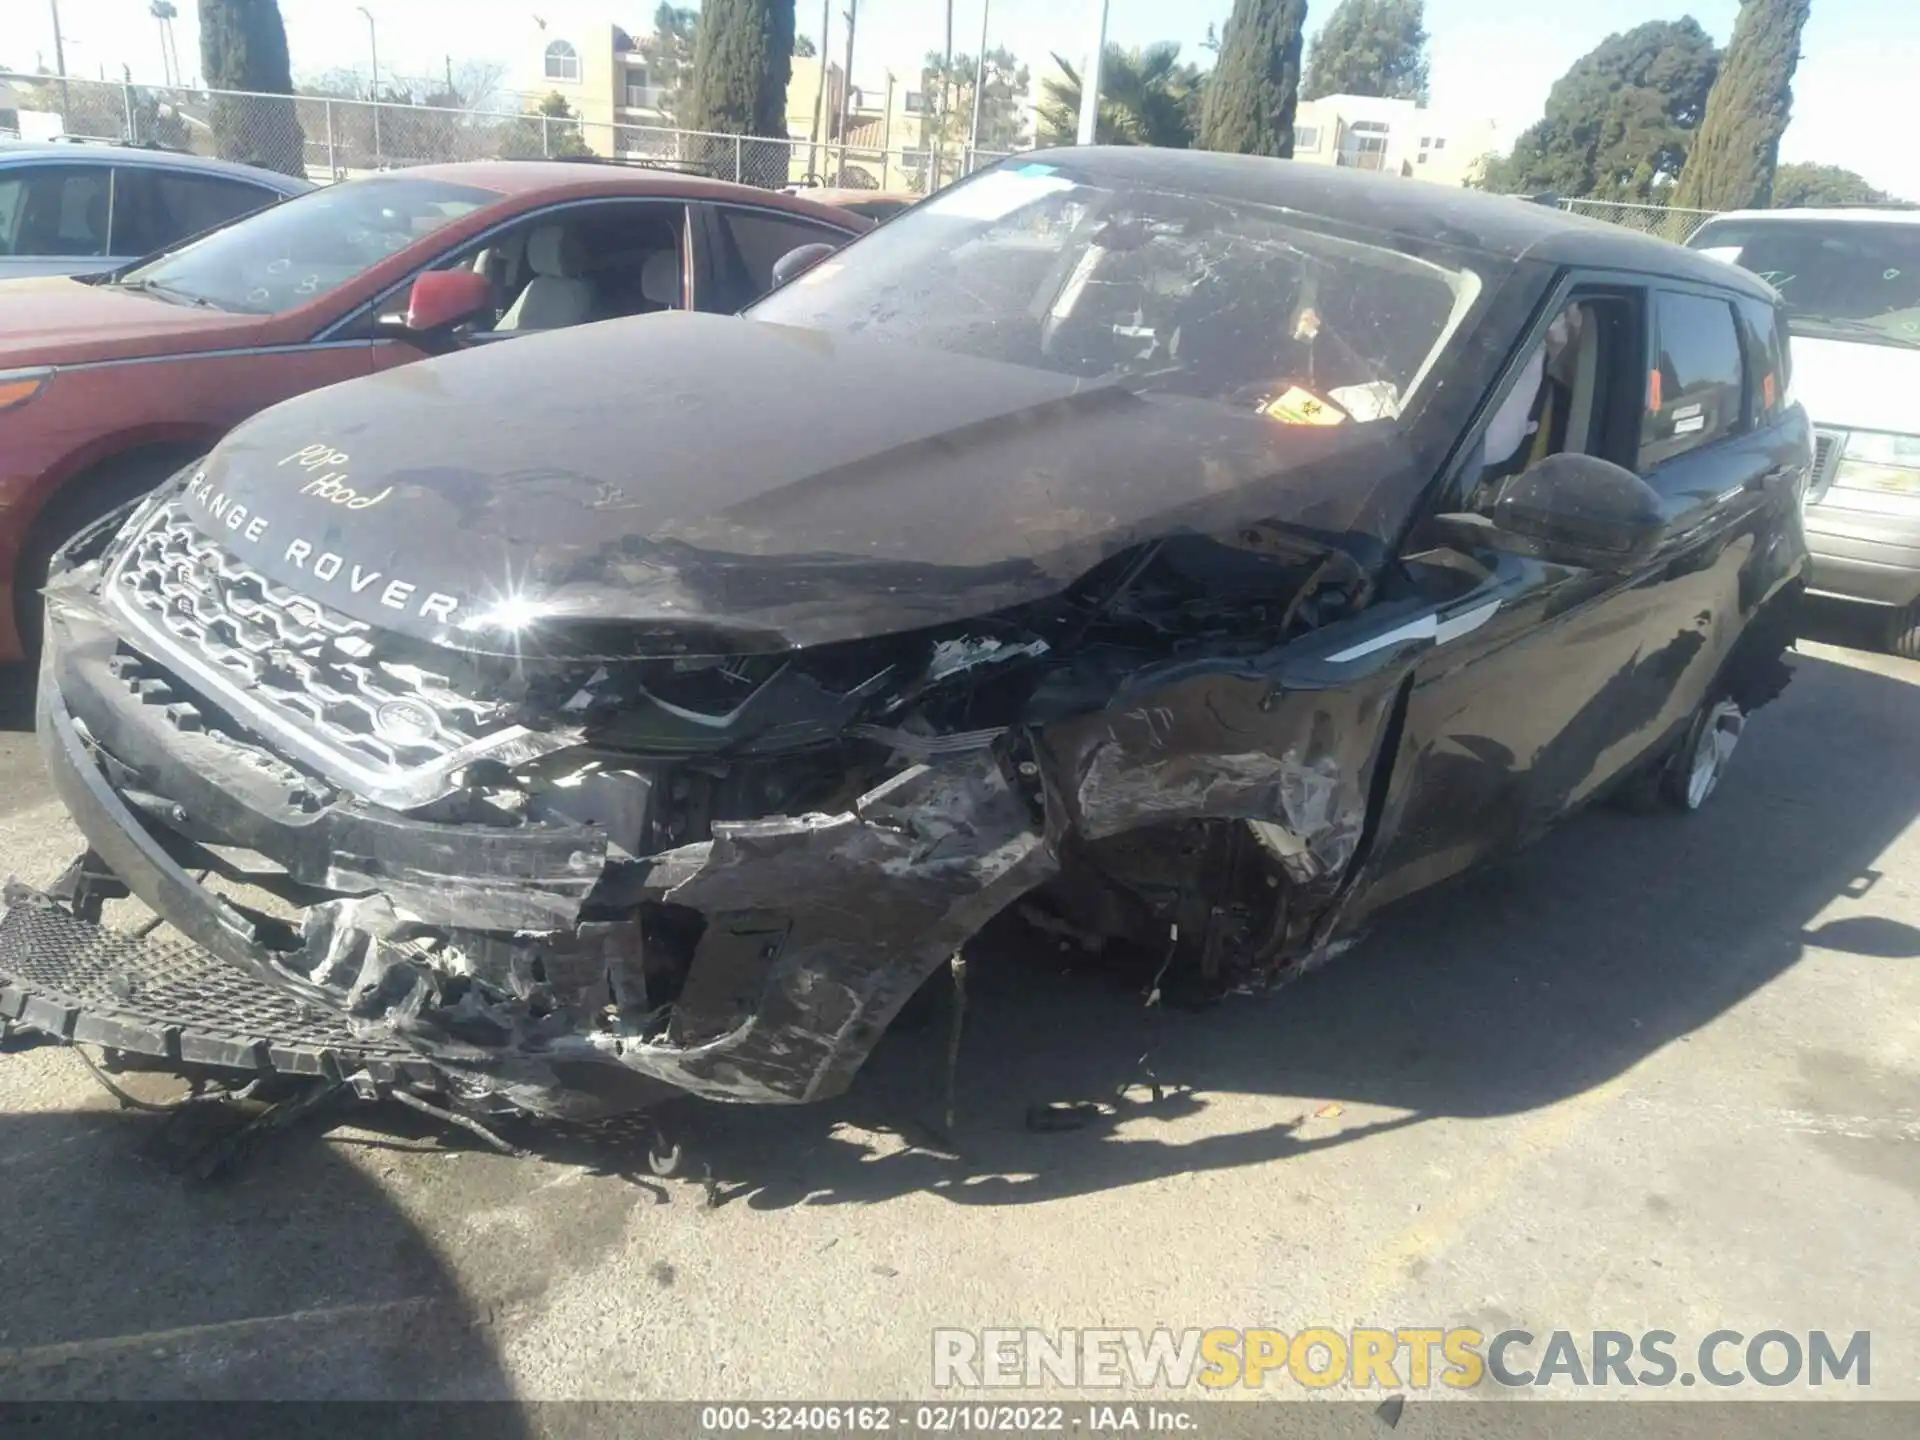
(19, 487), (1387, 1117)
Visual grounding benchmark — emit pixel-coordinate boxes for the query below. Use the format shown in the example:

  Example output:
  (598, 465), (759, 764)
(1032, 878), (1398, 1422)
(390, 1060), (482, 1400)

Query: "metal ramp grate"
(0, 884), (438, 1086)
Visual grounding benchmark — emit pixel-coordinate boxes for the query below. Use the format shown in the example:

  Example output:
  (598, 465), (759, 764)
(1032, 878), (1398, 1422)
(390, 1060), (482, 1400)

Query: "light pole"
(1075, 0), (1108, 145)
(966, 0), (988, 170)
(148, 1), (177, 85)
(49, 0), (71, 117)
(357, 5), (382, 165)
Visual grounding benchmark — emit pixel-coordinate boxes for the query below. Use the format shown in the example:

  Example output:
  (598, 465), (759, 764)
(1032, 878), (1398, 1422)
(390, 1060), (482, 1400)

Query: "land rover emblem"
(373, 700), (438, 746)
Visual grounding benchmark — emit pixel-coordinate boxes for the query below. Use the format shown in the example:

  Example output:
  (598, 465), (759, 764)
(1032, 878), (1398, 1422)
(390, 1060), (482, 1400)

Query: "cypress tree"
(688, 0), (795, 185)
(1199, 0), (1310, 159)
(198, 0), (306, 179)
(1671, 0), (1811, 211)
(1302, 0), (1429, 103)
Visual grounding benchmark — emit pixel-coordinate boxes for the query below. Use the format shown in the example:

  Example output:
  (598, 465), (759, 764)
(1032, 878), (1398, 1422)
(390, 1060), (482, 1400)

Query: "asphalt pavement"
(0, 609), (1916, 1414)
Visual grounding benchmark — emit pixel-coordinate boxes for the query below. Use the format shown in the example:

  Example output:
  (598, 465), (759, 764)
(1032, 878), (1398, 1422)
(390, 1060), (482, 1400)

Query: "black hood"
(174, 311), (1413, 655)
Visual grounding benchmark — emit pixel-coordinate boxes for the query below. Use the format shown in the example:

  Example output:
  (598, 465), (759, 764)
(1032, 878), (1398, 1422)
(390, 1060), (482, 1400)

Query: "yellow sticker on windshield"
(1260, 386), (1347, 427)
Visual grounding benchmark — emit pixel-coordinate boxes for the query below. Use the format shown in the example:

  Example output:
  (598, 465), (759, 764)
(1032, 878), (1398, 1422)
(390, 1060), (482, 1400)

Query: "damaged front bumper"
(34, 594), (1070, 1110)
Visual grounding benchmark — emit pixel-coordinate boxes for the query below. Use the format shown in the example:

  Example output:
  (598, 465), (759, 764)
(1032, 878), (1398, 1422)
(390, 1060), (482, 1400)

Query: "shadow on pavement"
(0, 1081), (517, 1405)
(583, 646), (1920, 1209)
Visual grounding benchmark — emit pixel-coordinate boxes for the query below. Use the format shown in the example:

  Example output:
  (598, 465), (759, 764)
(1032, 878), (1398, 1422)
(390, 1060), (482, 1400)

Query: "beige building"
(526, 13), (852, 182)
(1289, 94), (1504, 187)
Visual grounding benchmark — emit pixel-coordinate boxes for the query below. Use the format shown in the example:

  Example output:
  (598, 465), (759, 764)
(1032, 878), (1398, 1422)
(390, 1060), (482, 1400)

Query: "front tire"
(1660, 697), (1745, 812)
(14, 453), (193, 657)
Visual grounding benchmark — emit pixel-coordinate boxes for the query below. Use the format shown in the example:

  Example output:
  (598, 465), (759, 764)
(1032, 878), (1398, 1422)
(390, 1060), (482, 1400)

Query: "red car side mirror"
(405, 268), (492, 334)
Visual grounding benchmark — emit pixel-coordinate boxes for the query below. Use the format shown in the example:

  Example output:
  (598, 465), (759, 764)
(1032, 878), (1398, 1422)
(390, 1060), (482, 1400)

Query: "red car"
(0, 160), (870, 659)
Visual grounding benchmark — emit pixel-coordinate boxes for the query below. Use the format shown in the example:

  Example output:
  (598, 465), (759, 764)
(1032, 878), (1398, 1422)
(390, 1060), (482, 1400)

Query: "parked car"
(1688, 207), (1920, 657)
(0, 140), (311, 280)
(0, 159), (871, 659)
(14, 149), (1808, 1125)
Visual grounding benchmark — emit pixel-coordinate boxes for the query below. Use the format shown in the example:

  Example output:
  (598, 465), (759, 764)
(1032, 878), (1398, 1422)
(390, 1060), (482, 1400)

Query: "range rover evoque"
(10, 150), (1810, 1120)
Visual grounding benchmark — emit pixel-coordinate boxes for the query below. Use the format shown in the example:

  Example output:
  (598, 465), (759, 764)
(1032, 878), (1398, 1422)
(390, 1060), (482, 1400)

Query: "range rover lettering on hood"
(182, 469), (462, 623)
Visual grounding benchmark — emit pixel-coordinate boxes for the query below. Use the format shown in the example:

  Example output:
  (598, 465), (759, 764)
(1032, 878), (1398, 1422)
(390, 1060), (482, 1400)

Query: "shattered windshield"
(749, 161), (1487, 425)
(1691, 218), (1920, 350)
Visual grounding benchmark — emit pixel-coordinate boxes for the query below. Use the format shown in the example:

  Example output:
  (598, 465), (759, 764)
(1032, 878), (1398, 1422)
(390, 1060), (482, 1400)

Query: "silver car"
(1689, 207), (1920, 658)
(0, 140), (311, 280)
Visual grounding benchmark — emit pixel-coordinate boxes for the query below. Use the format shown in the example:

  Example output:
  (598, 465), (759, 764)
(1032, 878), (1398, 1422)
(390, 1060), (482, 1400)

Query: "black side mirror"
(1489, 453), (1667, 571)
(770, 242), (839, 289)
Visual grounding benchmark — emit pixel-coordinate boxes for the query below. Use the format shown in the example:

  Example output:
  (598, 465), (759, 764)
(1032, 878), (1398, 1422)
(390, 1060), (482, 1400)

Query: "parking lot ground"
(0, 612), (1917, 1410)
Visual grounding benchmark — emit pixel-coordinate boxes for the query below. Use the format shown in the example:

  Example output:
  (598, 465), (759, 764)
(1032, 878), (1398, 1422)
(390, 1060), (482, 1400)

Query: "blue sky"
(20, 0), (1917, 197)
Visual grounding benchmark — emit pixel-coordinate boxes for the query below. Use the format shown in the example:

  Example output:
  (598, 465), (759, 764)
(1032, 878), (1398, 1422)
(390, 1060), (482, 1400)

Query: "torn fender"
(599, 754), (1056, 1103)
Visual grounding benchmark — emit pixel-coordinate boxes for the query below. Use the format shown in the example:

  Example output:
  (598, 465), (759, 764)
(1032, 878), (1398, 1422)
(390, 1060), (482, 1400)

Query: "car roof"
(1696, 206), (1920, 227)
(392, 159), (873, 227)
(1019, 146), (1780, 300)
(0, 140), (313, 193)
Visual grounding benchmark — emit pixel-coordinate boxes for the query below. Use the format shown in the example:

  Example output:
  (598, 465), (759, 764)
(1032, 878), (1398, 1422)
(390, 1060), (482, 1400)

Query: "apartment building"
(1290, 93), (1503, 187)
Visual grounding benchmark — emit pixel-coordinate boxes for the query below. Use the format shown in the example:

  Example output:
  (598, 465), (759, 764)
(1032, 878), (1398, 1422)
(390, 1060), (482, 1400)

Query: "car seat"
(640, 248), (684, 310)
(496, 226), (596, 331)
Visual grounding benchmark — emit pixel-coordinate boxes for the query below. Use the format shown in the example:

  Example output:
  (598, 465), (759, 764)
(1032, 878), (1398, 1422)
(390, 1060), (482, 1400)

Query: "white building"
(1290, 94), (1504, 187)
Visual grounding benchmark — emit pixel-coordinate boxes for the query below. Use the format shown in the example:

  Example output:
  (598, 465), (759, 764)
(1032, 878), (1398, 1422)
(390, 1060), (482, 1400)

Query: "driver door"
(1351, 277), (1677, 915)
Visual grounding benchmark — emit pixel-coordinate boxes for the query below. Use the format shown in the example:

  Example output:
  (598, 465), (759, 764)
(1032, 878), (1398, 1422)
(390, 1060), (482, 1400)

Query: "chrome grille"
(107, 506), (568, 809)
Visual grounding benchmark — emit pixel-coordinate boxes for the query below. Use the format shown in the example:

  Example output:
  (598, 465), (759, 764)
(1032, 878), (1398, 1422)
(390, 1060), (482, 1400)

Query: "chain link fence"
(1553, 197), (1717, 244)
(1, 71), (1010, 195)
(7, 71), (1719, 235)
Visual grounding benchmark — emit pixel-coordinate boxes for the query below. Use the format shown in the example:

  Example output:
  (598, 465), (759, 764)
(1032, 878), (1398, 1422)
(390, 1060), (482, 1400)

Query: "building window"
(1433, 137), (1446, 150)
(544, 39), (581, 82)
(1419, 136), (1431, 148)
(1339, 120), (1390, 171)
(904, 91), (926, 114)
(1292, 124), (1320, 151)
(1416, 153), (1427, 164)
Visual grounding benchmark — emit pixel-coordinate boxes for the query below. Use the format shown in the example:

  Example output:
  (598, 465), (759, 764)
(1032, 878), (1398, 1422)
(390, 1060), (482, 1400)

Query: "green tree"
(687, 0), (795, 183)
(923, 47), (1033, 157)
(1199, 0), (1309, 158)
(198, 0), (306, 177)
(1478, 19), (1719, 202)
(688, 0), (792, 135)
(793, 34), (817, 58)
(638, 5), (700, 123)
(1769, 162), (1892, 208)
(1671, 0), (1812, 210)
(1302, 0), (1429, 103)
(1036, 43), (1201, 149)
(496, 91), (593, 159)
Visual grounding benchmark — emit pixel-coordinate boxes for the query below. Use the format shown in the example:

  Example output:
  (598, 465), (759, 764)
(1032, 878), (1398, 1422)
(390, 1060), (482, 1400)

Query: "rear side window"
(1641, 290), (1746, 469)
(110, 168), (279, 257)
(1736, 297), (1790, 425)
(0, 165), (110, 258)
(718, 207), (848, 297)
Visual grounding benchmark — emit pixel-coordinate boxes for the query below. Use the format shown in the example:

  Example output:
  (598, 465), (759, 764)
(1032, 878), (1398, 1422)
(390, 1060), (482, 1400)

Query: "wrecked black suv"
(12, 148), (1809, 1119)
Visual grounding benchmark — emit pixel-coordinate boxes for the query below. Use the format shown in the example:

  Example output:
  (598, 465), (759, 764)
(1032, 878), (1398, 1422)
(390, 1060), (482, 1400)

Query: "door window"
(1466, 291), (1643, 508)
(110, 168), (280, 258)
(715, 206), (850, 305)
(1736, 296), (1790, 425)
(0, 165), (110, 257)
(368, 200), (692, 338)
(1640, 291), (1746, 469)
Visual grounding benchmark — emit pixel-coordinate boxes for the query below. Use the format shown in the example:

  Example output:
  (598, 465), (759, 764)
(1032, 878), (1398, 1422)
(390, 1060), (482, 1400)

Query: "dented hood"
(177, 311), (1407, 653)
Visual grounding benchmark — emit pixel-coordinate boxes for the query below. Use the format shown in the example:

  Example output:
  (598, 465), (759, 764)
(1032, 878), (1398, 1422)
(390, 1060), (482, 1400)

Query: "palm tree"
(1036, 42), (1201, 149)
